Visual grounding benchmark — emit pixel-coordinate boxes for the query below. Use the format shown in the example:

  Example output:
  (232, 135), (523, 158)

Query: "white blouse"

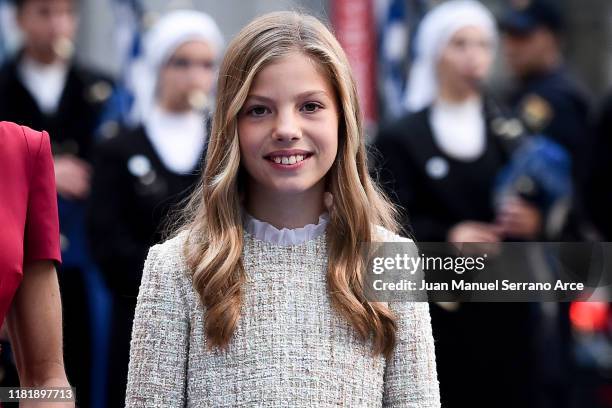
(144, 105), (207, 174)
(242, 211), (329, 246)
(429, 96), (486, 161)
(18, 56), (68, 115)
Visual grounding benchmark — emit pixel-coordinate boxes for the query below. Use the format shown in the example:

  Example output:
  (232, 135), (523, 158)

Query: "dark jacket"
(86, 125), (205, 298)
(0, 55), (113, 160)
(372, 100), (515, 241)
(372, 100), (571, 408)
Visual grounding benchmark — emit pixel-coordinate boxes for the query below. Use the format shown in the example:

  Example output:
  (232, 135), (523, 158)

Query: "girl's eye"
(301, 102), (322, 113)
(247, 106), (270, 117)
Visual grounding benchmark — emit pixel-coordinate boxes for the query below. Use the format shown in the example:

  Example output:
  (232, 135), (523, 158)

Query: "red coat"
(0, 121), (61, 326)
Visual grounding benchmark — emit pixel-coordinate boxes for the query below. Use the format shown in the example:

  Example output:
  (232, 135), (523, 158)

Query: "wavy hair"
(173, 11), (402, 358)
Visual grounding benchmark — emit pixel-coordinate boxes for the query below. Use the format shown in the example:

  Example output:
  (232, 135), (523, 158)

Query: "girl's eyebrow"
(296, 90), (330, 99)
(245, 90), (331, 103)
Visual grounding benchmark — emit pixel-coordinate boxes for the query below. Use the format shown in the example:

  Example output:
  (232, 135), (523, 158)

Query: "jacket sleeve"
(383, 300), (440, 407)
(125, 243), (189, 408)
(23, 128), (62, 265)
(377, 228), (440, 407)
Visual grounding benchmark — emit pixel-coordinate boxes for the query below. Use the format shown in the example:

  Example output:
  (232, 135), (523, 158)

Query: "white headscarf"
(403, 0), (497, 112)
(127, 9), (224, 124)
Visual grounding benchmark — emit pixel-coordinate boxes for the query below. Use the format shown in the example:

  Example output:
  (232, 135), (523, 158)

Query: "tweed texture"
(125, 227), (440, 407)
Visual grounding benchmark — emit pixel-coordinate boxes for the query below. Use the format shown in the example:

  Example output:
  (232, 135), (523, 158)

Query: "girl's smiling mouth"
(264, 149), (314, 168)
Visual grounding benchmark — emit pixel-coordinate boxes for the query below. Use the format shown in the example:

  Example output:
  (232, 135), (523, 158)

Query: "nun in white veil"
(377, 0), (542, 242)
(86, 10), (224, 407)
(374, 1), (546, 406)
(403, 0), (498, 113)
(403, 0), (499, 164)
(128, 9), (224, 173)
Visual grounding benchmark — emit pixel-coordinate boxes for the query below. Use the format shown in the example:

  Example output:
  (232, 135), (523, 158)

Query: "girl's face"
(238, 52), (339, 198)
(437, 25), (494, 94)
(157, 40), (217, 112)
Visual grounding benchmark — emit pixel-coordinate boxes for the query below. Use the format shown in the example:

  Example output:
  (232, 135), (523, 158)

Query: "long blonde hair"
(174, 11), (402, 358)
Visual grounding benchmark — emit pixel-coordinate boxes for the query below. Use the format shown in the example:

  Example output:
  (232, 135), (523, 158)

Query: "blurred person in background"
(373, 1), (570, 406)
(86, 9), (223, 407)
(376, 0), (540, 245)
(499, 0), (590, 161)
(0, 0), (113, 405)
(499, 0), (592, 238)
(0, 122), (72, 408)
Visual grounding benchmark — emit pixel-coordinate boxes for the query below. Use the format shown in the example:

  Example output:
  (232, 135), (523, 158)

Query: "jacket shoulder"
(147, 231), (191, 275)
(373, 225), (413, 243)
(0, 121), (46, 150)
(0, 121), (25, 135)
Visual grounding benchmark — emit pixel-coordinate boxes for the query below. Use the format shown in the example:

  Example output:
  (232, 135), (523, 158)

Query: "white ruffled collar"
(242, 211), (329, 246)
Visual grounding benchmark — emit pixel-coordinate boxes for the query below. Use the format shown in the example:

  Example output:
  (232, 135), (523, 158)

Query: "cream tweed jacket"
(125, 227), (440, 407)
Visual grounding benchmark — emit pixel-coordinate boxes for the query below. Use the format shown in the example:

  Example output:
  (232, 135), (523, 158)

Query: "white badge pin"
(425, 156), (449, 179)
(128, 155), (152, 178)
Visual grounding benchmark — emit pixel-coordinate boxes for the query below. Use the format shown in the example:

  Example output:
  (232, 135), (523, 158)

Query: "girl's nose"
(273, 110), (301, 141)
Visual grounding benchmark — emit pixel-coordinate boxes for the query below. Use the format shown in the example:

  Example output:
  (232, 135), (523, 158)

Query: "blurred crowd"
(0, 0), (610, 407)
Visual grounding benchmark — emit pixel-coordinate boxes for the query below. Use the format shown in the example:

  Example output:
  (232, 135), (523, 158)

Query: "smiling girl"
(125, 11), (440, 407)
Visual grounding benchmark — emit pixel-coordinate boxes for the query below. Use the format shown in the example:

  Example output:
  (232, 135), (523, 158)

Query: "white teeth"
(269, 154), (308, 164)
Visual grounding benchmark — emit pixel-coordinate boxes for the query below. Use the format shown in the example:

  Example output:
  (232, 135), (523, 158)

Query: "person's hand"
(54, 154), (92, 200)
(496, 196), (542, 240)
(447, 221), (503, 243)
(447, 221), (503, 256)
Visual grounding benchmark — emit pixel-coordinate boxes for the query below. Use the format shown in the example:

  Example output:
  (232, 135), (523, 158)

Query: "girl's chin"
(266, 184), (319, 195)
(255, 179), (325, 197)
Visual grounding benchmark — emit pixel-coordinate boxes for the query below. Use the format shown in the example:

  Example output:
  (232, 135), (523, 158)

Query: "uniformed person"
(0, 0), (112, 405)
(499, 0), (591, 182)
(86, 10), (223, 406)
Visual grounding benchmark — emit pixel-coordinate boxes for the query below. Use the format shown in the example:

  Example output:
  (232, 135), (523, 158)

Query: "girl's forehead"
(248, 52), (333, 93)
(260, 52), (322, 74)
